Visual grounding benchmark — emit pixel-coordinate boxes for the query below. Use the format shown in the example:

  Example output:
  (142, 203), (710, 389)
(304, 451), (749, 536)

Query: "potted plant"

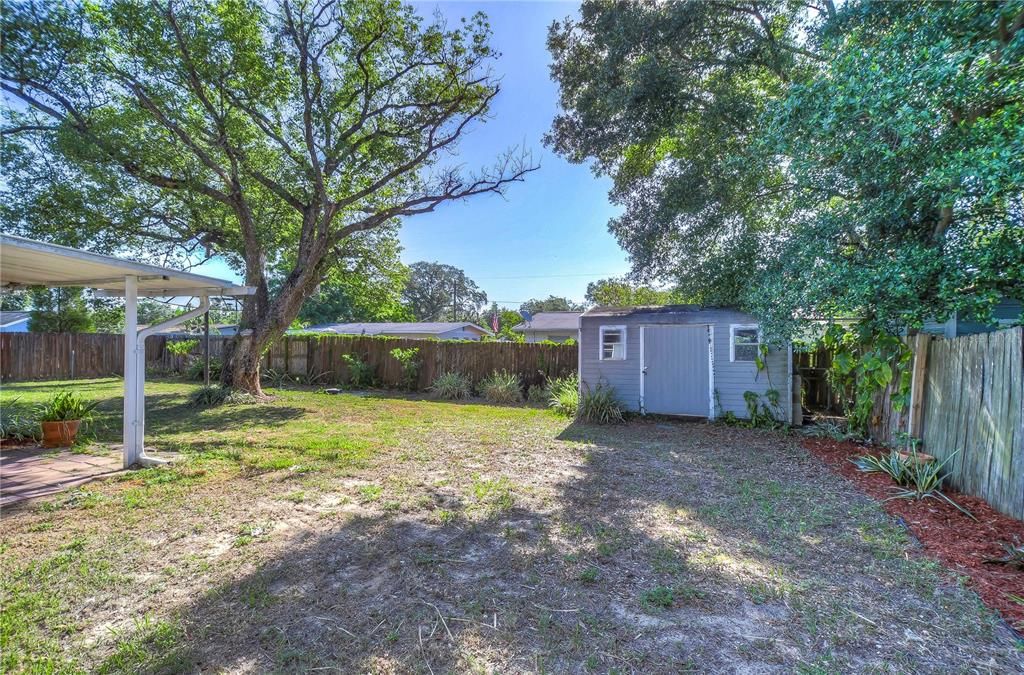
(38, 391), (98, 448)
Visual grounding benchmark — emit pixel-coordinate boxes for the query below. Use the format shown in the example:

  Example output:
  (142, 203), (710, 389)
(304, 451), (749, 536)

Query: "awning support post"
(122, 275), (140, 468)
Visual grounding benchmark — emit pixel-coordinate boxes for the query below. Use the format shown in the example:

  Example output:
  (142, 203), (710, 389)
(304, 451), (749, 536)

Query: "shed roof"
(0, 234), (253, 298)
(304, 321), (491, 336)
(512, 311), (582, 332)
(581, 304), (710, 319)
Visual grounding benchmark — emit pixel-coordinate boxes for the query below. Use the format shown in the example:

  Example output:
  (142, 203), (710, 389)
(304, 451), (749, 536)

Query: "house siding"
(523, 330), (575, 343)
(580, 308), (791, 421)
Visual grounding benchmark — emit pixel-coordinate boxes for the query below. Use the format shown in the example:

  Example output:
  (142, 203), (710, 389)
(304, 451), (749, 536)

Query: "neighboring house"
(302, 322), (492, 341)
(0, 311), (31, 333)
(512, 311), (581, 343)
(580, 305), (793, 422)
(920, 297), (1022, 338)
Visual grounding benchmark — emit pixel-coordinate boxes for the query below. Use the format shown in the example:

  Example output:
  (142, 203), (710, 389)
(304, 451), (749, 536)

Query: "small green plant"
(640, 586), (675, 609)
(577, 384), (624, 424)
(578, 566), (600, 583)
(37, 391), (99, 422)
(742, 390), (783, 429)
(548, 373), (579, 417)
(479, 370), (522, 404)
(885, 451), (974, 519)
(298, 368), (330, 386)
(341, 353), (376, 388)
(851, 448), (911, 485)
(430, 371), (472, 400)
(526, 383), (549, 405)
(358, 484), (383, 502)
(187, 385), (230, 407)
(471, 475), (515, 512)
(801, 420), (855, 441)
(389, 347), (420, 390)
(985, 538), (1024, 569)
(261, 368), (290, 389)
(165, 339), (198, 357)
(187, 357), (221, 381)
(0, 398), (40, 442)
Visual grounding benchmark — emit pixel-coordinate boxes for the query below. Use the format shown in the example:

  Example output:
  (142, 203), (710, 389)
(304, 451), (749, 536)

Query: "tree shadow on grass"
(99, 420), (1022, 674)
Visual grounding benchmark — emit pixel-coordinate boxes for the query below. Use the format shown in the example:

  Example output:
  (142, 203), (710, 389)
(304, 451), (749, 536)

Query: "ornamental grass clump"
(479, 370), (522, 404)
(548, 374), (579, 417)
(430, 372), (472, 400)
(577, 384), (624, 424)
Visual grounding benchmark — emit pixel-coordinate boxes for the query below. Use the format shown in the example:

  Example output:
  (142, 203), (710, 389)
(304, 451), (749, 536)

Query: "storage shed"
(579, 306), (793, 422)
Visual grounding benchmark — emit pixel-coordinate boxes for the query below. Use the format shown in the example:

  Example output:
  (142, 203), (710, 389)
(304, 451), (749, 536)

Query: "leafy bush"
(187, 357), (221, 381)
(851, 448), (911, 485)
(479, 370), (523, 404)
(801, 420), (856, 441)
(548, 373), (579, 417)
(527, 383), (549, 404)
(37, 391), (99, 422)
(341, 353), (375, 389)
(165, 339), (198, 357)
(577, 384), (624, 424)
(389, 347), (420, 390)
(430, 372), (472, 400)
(188, 385), (230, 407)
(742, 390), (784, 429)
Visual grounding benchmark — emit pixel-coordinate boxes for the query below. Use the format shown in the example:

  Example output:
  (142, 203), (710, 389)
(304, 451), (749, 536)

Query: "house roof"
(512, 311), (582, 332)
(0, 310), (31, 328)
(0, 234), (253, 298)
(304, 322), (492, 336)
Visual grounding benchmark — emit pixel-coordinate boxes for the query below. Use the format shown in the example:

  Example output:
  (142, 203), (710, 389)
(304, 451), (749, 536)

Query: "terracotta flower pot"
(898, 450), (935, 465)
(40, 420), (82, 448)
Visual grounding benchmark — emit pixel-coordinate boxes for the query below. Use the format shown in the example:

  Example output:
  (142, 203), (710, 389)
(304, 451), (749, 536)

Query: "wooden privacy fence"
(868, 327), (1023, 520)
(0, 332), (578, 390)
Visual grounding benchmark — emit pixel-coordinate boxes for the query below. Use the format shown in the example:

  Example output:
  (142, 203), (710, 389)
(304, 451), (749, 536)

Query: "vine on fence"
(822, 324), (912, 435)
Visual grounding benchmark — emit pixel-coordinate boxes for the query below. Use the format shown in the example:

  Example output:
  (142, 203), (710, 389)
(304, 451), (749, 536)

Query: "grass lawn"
(1, 377), (1021, 673)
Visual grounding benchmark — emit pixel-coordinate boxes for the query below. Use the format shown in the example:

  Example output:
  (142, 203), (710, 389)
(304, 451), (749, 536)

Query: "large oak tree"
(1, 0), (533, 394)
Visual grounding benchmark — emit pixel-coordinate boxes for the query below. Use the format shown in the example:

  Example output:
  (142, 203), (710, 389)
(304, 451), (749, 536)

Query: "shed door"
(642, 325), (710, 416)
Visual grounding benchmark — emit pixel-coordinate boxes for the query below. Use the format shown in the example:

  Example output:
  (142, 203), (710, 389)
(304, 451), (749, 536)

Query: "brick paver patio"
(0, 446), (123, 506)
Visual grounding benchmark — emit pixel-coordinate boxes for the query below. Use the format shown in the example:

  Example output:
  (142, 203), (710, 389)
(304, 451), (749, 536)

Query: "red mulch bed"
(803, 437), (1024, 633)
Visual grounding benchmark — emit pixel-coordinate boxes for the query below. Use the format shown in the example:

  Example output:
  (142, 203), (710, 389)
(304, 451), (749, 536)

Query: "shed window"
(599, 325), (626, 360)
(730, 325), (760, 362)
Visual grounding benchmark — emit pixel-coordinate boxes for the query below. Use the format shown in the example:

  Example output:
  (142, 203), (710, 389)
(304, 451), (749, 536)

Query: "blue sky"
(197, 1), (629, 309)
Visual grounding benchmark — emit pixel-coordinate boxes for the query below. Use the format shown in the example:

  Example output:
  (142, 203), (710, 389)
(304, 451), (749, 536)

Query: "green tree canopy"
(584, 277), (681, 307)
(548, 0), (1024, 338)
(401, 261), (487, 321)
(2, 0), (533, 393)
(27, 287), (94, 333)
(519, 296), (583, 314)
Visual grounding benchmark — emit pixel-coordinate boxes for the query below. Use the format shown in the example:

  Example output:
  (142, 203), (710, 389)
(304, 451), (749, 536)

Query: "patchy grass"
(0, 378), (1020, 672)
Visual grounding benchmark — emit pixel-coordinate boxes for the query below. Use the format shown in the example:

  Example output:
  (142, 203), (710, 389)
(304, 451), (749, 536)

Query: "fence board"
(0, 332), (577, 392)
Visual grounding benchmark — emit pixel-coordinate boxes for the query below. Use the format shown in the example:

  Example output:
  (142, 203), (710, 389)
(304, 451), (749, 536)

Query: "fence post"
(907, 332), (930, 444)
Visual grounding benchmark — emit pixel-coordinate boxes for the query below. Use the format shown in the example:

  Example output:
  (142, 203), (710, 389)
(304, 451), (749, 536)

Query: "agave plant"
(850, 449), (911, 485)
(430, 371), (472, 400)
(548, 374), (579, 417)
(577, 384), (624, 424)
(479, 370), (522, 404)
(885, 451), (974, 520)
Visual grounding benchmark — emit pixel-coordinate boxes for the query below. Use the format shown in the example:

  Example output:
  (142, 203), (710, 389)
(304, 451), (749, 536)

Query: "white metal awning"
(0, 234), (254, 469)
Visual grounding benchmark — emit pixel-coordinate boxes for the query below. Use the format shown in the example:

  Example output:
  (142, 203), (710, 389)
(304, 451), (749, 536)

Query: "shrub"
(341, 353), (375, 389)
(430, 372), (472, 400)
(577, 384), (624, 424)
(526, 383), (549, 404)
(165, 339), (198, 357)
(390, 347), (420, 390)
(261, 368), (291, 389)
(801, 420), (856, 441)
(187, 357), (221, 381)
(188, 385), (230, 407)
(548, 374), (579, 417)
(479, 370), (522, 404)
(37, 391), (99, 422)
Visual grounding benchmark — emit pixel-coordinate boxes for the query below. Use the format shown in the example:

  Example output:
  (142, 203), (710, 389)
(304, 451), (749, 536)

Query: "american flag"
(491, 310), (500, 333)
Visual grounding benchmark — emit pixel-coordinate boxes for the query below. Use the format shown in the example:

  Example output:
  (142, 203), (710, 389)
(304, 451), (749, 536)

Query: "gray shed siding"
(580, 308), (791, 421)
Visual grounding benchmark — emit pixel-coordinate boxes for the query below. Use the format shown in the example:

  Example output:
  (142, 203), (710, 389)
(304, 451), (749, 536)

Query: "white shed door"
(642, 325), (710, 416)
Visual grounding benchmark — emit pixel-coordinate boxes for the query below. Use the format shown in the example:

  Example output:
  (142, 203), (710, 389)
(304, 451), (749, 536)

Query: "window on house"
(599, 325), (626, 360)
(731, 325), (760, 362)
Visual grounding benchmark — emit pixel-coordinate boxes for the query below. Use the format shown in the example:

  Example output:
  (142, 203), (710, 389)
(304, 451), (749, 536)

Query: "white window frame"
(729, 324), (761, 363)
(598, 325), (627, 361)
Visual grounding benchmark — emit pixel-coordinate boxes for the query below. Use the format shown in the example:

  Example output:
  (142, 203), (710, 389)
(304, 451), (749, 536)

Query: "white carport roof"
(0, 234), (254, 470)
(0, 234), (251, 297)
